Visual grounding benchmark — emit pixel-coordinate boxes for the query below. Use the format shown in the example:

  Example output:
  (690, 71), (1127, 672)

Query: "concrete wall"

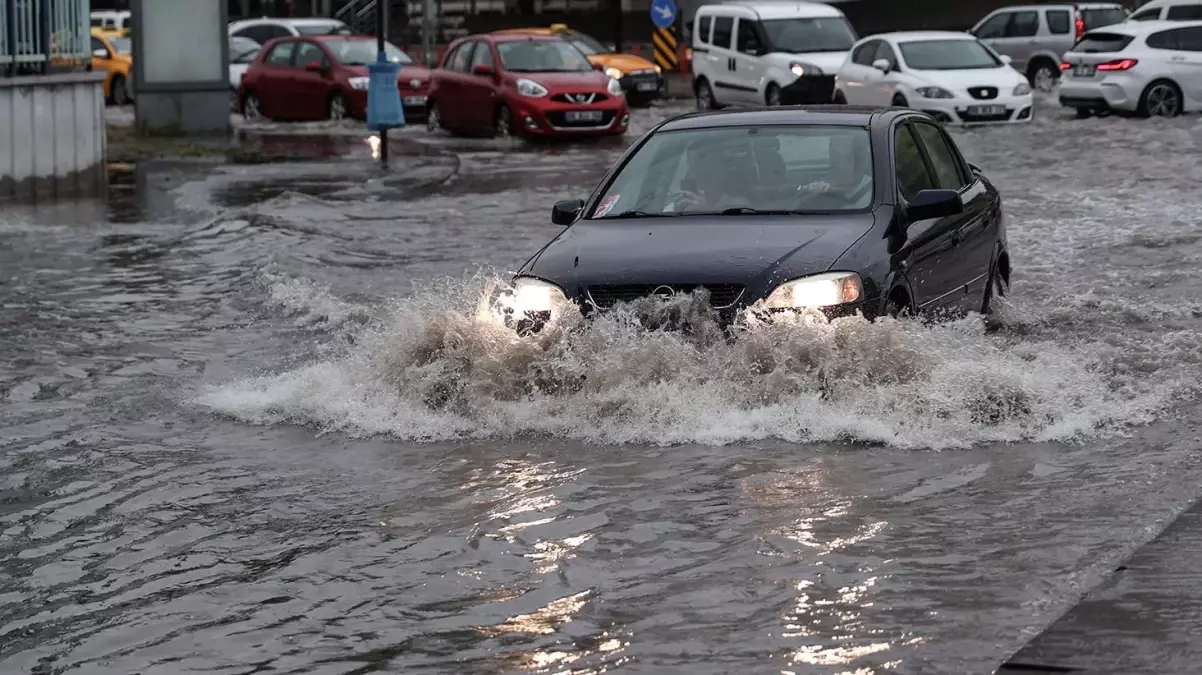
(0, 71), (107, 202)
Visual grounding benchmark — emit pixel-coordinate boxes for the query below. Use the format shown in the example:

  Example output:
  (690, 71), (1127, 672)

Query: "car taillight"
(1075, 13), (1085, 39)
(1060, 61), (1072, 70)
(1096, 58), (1137, 71)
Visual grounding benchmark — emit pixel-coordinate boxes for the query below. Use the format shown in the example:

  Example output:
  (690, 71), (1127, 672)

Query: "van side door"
(732, 17), (767, 104)
(708, 15), (742, 104)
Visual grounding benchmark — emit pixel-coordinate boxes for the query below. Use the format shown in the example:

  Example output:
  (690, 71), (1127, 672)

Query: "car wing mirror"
(906, 189), (963, 223)
(999, 54), (1013, 65)
(872, 58), (891, 74)
(472, 63), (493, 75)
(551, 198), (584, 225)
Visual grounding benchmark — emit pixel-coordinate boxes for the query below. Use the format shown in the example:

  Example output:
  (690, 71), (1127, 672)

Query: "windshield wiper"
(719, 207), (799, 215)
(606, 209), (679, 219)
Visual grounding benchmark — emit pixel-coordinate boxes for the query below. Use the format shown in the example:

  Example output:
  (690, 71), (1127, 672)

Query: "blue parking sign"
(650, 0), (676, 29)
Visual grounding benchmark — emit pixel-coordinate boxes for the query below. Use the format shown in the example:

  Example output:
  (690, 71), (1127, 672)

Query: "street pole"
(422, 0), (435, 66)
(376, 0), (389, 165)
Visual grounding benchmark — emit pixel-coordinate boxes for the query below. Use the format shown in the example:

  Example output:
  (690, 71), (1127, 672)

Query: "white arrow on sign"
(655, 5), (673, 20)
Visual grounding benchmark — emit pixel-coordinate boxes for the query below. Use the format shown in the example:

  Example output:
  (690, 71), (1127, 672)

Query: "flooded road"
(4, 99), (1202, 674)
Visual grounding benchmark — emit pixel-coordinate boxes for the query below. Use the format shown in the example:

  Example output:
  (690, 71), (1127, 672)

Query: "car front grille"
(545, 110), (617, 128)
(968, 86), (999, 100)
(551, 92), (608, 104)
(585, 284), (745, 309)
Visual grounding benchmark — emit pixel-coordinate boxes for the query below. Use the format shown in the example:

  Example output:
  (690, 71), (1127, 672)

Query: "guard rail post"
(38, 0), (50, 74)
(5, 0), (17, 77)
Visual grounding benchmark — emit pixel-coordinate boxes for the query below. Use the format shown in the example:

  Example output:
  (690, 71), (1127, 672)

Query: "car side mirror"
(472, 63), (493, 75)
(872, 58), (891, 74)
(551, 198), (584, 225)
(592, 62), (605, 71)
(906, 189), (963, 222)
(304, 60), (324, 72)
(1000, 54), (1013, 65)
(92, 48), (109, 58)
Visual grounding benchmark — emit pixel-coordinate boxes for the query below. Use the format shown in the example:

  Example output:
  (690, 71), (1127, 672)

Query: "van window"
(735, 19), (762, 54)
(1045, 9), (1070, 34)
(696, 15), (711, 44)
(1167, 4), (1202, 20)
(1080, 7), (1128, 29)
(760, 17), (857, 53)
(1008, 11), (1039, 37)
(712, 16), (733, 49)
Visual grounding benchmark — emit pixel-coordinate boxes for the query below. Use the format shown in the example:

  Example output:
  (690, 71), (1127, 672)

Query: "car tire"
(426, 101), (442, 133)
(327, 92), (349, 121)
(832, 89), (847, 104)
(1138, 79), (1182, 118)
(1074, 107), (1093, 119)
(892, 93), (909, 108)
(494, 104), (516, 138)
(1027, 60), (1059, 93)
(696, 78), (719, 111)
(765, 83), (781, 106)
(242, 91), (264, 120)
(981, 259), (1008, 315)
(110, 75), (130, 106)
(229, 87), (238, 113)
(883, 290), (913, 319)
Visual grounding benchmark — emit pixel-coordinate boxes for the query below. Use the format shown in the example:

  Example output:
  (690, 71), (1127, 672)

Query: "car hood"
(910, 65), (1026, 91)
(523, 215), (875, 292)
(763, 50), (848, 75)
(342, 63), (432, 82)
(588, 52), (658, 73)
(508, 71), (611, 93)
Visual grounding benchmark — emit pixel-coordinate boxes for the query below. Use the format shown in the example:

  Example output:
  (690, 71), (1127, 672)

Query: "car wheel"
(832, 89), (847, 104)
(884, 292), (912, 319)
(892, 93), (909, 108)
(328, 92), (349, 121)
(229, 88), (239, 113)
(1028, 61), (1059, 93)
(696, 78), (718, 111)
(1139, 79), (1181, 118)
(494, 105), (515, 138)
(242, 91), (263, 120)
(426, 101), (441, 132)
(111, 75), (130, 106)
(765, 83), (781, 106)
(981, 260), (1009, 315)
(1074, 107), (1093, 119)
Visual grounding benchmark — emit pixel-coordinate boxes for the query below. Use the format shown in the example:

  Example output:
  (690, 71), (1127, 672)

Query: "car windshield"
(497, 40), (594, 71)
(567, 31), (609, 55)
(899, 39), (1000, 70)
(295, 22), (350, 35)
(1081, 7), (1128, 29)
(108, 36), (132, 55)
(590, 125), (874, 218)
(760, 17), (857, 54)
(329, 39), (412, 65)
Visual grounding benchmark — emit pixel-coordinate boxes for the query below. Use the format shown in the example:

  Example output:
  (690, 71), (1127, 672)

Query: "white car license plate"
(403, 95), (426, 106)
(565, 110), (604, 122)
(636, 82), (657, 91)
(1073, 64), (1096, 77)
(967, 104), (1006, 116)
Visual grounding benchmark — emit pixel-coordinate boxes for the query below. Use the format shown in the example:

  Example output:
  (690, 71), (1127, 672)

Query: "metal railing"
(1, 0), (91, 76)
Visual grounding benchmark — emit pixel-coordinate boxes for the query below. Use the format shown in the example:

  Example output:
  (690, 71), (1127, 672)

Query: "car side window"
(268, 25), (293, 40)
(735, 19), (761, 54)
(697, 16), (712, 44)
(1167, 5), (1202, 20)
(1176, 26), (1202, 50)
(90, 36), (108, 55)
(451, 41), (475, 71)
(911, 123), (965, 191)
(468, 41), (493, 69)
(1129, 8), (1161, 21)
(264, 41), (295, 66)
(1146, 29), (1179, 50)
(1045, 9), (1070, 34)
(294, 41), (326, 68)
(874, 41), (899, 70)
(975, 12), (1011, 39)
(851, 40), (878, 65)
(712, 16), (734, 49)
(441, 43), (463, 68)
(1007, 11), (1039, 38)
(894, 125), (935, 202)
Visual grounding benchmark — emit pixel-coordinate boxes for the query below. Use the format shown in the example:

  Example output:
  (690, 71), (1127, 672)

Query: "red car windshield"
(496, 41), (592, 72)
(328, 39), (412, 66)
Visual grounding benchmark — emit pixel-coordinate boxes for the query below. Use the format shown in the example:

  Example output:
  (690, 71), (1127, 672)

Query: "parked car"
(228, 17), (351, 45)
(492, 24), (664, 105)
(1128, 0), (1202, 21)
(834, 32), (1034, 125)
(426, 34), (629, 139)
(491, 106), (1009, 335)
(691, 0), (858, 110)
(229, 36), (261, 111)
(237, 35), (431, 122)
(91, 10), (131, 36)
(1059, 20), (1202, 118)
(970, 3), (1128, 91)
(90, 27), (133, 105)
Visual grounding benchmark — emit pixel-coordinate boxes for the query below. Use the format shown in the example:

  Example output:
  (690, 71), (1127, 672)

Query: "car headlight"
(606, 77), (623, 96)
(916, 86), (954, 99)
(604, 66), (623, 80)
(516, 78), (548, 98)
(499, 277), (568, 315)
(1012, 82), (1031, 96)
(653, 64), (662, 74)
(790, 62), (820, 77)
(348, 76), (369, 91)
(763, 272), (863, 310)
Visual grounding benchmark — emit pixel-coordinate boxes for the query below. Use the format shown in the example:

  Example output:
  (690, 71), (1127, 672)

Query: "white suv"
(228, 17), (351, 45)
(691, 0), (857, 110)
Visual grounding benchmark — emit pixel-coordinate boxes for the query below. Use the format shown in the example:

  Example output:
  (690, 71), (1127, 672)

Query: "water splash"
(195, 272), (1171, 449)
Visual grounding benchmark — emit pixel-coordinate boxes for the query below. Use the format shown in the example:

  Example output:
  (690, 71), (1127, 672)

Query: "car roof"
(655, 106), (907, 132)
(699, 1), (844, 20)
(1086, 18), (1202, 34)
(872, 30), (975, 42)
(997, 2), (1125, 8)
(484, 33), (565, 43)
(1131, 0), (1197, 9)
(230, 17), (347, 27)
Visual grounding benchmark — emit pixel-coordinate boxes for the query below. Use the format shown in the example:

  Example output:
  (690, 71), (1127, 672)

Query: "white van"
(1128, 0), (1202, 21)
(691, 1), (858, 110)
(90, 10), (131, 34)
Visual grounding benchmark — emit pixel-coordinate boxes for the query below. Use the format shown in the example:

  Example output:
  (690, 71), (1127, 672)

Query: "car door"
(444, 41), (478, 131)
(290, 40), (332, 120)
(1166, 26), (1202, 104)
(709, 15), (743, 103)
(733, 17), (766, 104)
(972, 11), (1014, 57)
(993, 10), (1040, 72)
(258, 40), (297, 118)
(892, 122), (963, 313)
(871, 40), (904, 105)
(432, 42), (466, 129)
(462, 41), (500, 131)
(910, 121), (995, 311)
(839, 39), (879, 104)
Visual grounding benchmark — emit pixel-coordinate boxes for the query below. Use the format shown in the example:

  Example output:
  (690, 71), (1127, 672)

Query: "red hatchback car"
(238, 35), (431, 122)
(426, 34), (630, 138)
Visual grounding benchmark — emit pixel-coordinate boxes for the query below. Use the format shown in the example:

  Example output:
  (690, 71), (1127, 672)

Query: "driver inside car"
(796, 133), (873, 209)
(662, 146), (754, 212)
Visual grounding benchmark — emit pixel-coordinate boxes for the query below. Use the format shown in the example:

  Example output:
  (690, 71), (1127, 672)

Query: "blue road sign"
(650, 0), (676, 29)
(366, 56), (404, 131)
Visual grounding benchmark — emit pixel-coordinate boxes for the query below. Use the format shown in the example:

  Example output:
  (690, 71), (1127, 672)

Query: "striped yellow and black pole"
(652, 26), (679, 73)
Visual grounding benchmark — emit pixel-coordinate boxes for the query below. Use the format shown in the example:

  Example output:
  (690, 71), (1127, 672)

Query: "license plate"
(967, 104), (1006, 116)
(1073, 64), (1096, 77)
(565, 110), (604, 122)
(403, 95), (426, 106)
(636, 82), (657, 91)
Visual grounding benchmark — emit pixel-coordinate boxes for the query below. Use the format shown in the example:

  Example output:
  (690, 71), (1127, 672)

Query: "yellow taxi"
(491, 25), (664, 105)
(90, 27), (134, 105)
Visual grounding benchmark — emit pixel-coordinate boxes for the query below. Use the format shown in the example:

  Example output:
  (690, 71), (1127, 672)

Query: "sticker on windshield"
(594, 194), (621, 218)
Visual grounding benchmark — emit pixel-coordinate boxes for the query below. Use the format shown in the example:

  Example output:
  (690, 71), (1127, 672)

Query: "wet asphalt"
(3, 97), (1202, 674)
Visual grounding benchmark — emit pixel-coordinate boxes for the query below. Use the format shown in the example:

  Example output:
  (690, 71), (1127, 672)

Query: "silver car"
(970, 3), (1129, 91)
